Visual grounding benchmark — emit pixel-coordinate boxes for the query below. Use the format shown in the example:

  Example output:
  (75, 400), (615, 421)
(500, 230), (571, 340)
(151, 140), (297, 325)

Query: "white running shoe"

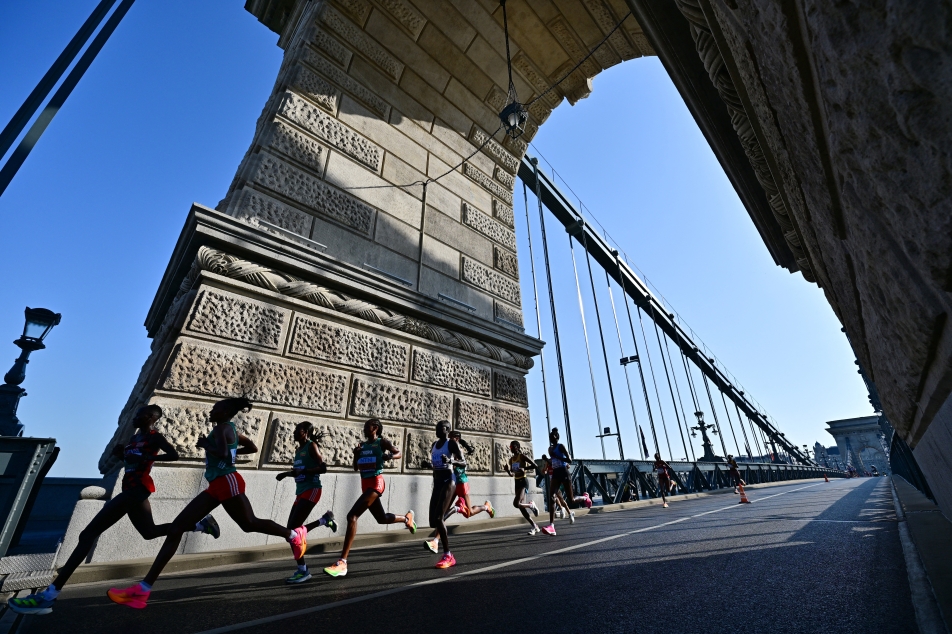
(528, 526), (540, 535)
(569, 510), (576, 524)
(555, 507), (564, 519)
(529, 501), (539, 517)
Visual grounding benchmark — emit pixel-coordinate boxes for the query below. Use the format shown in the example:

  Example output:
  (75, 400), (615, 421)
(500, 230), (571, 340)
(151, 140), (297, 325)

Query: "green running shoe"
(324, 559), (348, 577)
(285, 569), (312, 584)
(8, 593), (55, 615)
(405, 510), (417, 534)
(322, 510), (337, 533)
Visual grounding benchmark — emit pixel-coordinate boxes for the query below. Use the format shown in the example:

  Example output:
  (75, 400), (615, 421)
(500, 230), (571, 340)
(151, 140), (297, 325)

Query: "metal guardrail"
(536, 459), (847, 506)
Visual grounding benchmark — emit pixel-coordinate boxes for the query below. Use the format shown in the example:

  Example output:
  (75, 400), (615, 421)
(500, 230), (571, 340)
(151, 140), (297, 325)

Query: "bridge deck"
(15, 479), (913, 633)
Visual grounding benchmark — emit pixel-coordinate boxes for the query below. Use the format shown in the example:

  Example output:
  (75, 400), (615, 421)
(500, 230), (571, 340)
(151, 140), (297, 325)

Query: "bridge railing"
(535, 460), (847, 507)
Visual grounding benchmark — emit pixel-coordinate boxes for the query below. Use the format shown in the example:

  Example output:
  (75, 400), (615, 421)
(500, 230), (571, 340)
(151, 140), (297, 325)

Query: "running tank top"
(431, 441), (452, 470)
(204, 421), (238, 482)
(654, 462), (668, 476)
(357, 437), (385, 478)
(549, 444), (568, 469)
(122, 430), (162, 492)
(510, 454), (527, 478)
(294, 442), (322, 495)
(454, 462), (468, 484)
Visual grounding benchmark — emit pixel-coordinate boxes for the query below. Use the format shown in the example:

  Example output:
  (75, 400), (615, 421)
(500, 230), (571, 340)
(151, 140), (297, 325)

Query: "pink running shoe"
(289, 526), (307, 560)
(582, 493), (593, 509)
(435, 552), (456, 569)
(107, 583), (150, 609)
(541, 524), (557, 536)
(456, 497), (467, 515)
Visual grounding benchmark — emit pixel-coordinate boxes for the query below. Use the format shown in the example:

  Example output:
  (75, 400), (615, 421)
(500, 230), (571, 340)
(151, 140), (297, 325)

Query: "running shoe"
(324, 559), (348, 578)
(541, 525), (557, 536)
(485, 501), (495, 519)
(405, 510), (417, 534)
(425, 537), (440, 553)
(555, 507), (564, 520)
(7, 593), (55, 615)
(663, 502), (669, 508)
(734, 488), (739, 494)
(286, 569), (312, 584)
(107, 583), (150, 609)
(322, 510), (338, 533)
(289, 526), (307, 560)
(198, 514), (220, 539)
(569, 510), (576, 524)
(528, 526), (540, 535)
(582, 493), (593, 509)
(435, 553), (456, 569)
(529, 501), (539, 517)
(455, 497), (467, 515)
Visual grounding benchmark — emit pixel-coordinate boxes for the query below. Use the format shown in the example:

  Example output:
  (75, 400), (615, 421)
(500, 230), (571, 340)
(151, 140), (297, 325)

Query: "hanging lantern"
(498, 0), (528, 140)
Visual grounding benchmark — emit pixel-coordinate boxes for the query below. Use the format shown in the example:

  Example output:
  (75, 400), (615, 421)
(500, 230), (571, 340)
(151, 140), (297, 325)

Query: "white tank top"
(431, 442), (450, 470)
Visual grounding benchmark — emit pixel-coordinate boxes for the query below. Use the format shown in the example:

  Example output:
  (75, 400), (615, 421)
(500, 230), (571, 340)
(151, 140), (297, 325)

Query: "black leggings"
(429, 471), (455, 553)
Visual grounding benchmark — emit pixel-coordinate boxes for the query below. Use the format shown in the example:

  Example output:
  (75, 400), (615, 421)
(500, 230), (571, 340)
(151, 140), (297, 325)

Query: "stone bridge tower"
(77, 0), (655, 560)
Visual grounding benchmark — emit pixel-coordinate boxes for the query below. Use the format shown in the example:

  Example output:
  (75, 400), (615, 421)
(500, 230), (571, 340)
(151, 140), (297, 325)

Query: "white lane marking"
(196, 482), (824, 633)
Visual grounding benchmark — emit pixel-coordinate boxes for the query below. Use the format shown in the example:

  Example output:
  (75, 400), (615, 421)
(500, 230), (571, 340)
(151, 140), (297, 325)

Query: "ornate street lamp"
(498, 0), (528, 139)
(0, 307), (61, 436)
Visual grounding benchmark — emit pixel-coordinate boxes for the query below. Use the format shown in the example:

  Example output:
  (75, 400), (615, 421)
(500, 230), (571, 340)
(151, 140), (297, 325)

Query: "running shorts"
(122, 472), (156, 494)
(551, 466), (570, 482)
(205, 472), (245, 502)
(514, 477), (529, 494)
(361, 475), (386, 495)
(122, 484), (151, 503)
(294, 487), (322, 505)
(455, 481), (470, 500)
(432, 469), (454, 487)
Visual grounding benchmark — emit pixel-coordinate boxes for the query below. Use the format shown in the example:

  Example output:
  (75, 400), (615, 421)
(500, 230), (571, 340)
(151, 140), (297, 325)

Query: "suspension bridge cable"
(744, 407), (767, 459)
(522, 182), (550, 430)
(636, 305), (673, 459)
(739, 405), (762, 459)
(701, 373), (731, 459)
(664, 336), (697, 462)
(580, 228), (624, 459)
(677, 349), (705, 461)
(604, 267), (645, 458)
(530, 159), (574, 454)
(652, 317), (692, 461)
(719, 389), (747, 460)
(568, 232), (607, 459)
(618, 272), (661, 456)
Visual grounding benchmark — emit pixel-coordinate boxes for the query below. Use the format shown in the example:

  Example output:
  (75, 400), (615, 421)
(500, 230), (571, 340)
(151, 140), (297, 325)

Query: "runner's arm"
(236, 433), (258, 455)
(150, 433), (180, 462)
(308, 442), (328, 474)
(380, 438), (401, 462)
(448, 440), (465, 467)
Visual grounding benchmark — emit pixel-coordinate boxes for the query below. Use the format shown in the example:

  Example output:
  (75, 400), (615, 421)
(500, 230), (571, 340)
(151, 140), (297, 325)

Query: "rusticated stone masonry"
(289, 314), (409, 377)
(185, 289), (288, 351)
(349, 377), (452, 426)
(494, 371), (529, 407)
(461, 257), (521, 306)
(411, 349), (491, 396)
(277, 92), (381, 171)
(456, 396), (531, 439)
(267, 414), (400, 469)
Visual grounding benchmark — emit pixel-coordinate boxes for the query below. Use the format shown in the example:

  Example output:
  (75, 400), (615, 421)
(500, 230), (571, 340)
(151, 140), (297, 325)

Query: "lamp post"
(690, 411), (722, 462)
(0, 307), (61, 436)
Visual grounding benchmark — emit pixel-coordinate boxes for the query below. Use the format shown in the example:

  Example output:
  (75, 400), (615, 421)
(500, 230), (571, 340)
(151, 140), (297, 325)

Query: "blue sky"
(0, 1), (870, 476)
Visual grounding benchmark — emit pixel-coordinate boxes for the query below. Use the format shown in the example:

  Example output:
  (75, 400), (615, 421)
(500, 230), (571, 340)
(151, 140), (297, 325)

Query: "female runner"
(425, 421), (463, 569)
(323, 418), (416, 578)
(653, 453), (674, 508)
(726, 454), (745, 494)
(276, 421), (338, 584)
(425, 430), (495, 554)
(107, 398), (307, 609)
(544, 428), (591, 536)
(541, 453), (572, 522)
(8, 405), (219, 615)
(506, 441), (541, 535)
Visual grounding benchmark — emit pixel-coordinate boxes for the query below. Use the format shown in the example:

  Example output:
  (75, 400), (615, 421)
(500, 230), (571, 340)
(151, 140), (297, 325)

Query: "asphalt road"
(15, 478), (914, 634)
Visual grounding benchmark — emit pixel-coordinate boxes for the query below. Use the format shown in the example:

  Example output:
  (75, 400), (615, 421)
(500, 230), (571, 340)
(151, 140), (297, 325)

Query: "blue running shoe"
(8, 593), (55, 615)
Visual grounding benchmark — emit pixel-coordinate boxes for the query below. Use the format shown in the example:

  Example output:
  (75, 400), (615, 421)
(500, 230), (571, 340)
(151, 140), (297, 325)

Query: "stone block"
(495, 440), (532, 473)
(364, 11), (446, 92)
(442, 78), (499, 137)
(309, 213), (419, 285)
(403, 429), (436, 470)
(432, 119), (496, 177)
(374, 211), (419, 256)
(290, 64), (340, 114)
(231, 187), (314, 238)
(466, 34), (532, 98)
(160, 340), (348, 415)
(457, 435), (493, 472)
(422, 184), (461, 223)
(331, 0), (371, 25)
(494, 300), (524, 329)
(400, 69), (471, 136)
(427, 154), (492, 212)
(426, 207), (492, 265)
(461, 202), (516, 251)
(512, 51), (562, 109)
(184, 287), (289, 351)
(350, 377), (452, 426)
(493, 370), (529, 406)
(319, 4), (405, 80)
(381, 152), (426, 195)
(421, 234), (460, 279)
(583, 0), (638, 60)
(470, 126), (519, 175)
(412, 0), (476, 51)
(301, 46), (390, 119)
(417, 23), (493, 101)
(390, 112), (463, 177)
(266, 414), (401, 471)
(311, 27), (352, 68)
(350, 58), (433, 129)
(262, 118), (327, 175)
(278, 91), (382, 171)
(411, 348), (491, 396)
(288, 313), (409, 377)
(249, 152), (375, 235)
(324, 151), (421, 230)
(492, 199), (514, 227)
(494, 165), (515, 189)
(493, 245), (519, 279)
(461, 256), (521, 305)
(456, 396), (531, 438)
(334, 93), (426, 174)
(374, 0), (427, 39)
(419, 266), (494, 321)
(463, 162), (513, 205)
(147, 399), (268, 462)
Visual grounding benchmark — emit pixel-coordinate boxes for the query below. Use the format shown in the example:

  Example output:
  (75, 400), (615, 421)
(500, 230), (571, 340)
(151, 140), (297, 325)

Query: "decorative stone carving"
(512, 52), (561, 108)
(461, 257), (521, 305)
(330, 0), (371, 25)
(186, 288), (288, 350)
(231, 188), (314, 239)
(153, 401), (266, 462)
(494, 301), (524, 329)
(267, 415), (400, 469)
(494, 166), (515, 189)
(583, 0), (638, 60)
(461, 202), (516, 251)
(403, 429), (435, 469)
(376, 0), (425, 39)
(493, 246), (519, 279)
(495, 441), (532, 473)
(494, 371), (529, 406)
(249, 152), (375, 235)
(463, 162), (513, 205)
(312, 28), (352, 68)
(350, 377), (452, 425)
(503, 135), (527, 158)
(493, 199), (514, 228)
(194, 247), (534, 370)
(549, 17), (602, 78)
(161, 341), (348, 414)
(527, 101), (552, 126)
(301, 46), (390, 119)
(411, 349), (491, 396)
(631, 33), (655, 57)
(485, 86), (508, 113)
(290, 64), (339, 113)
(289, 314), (408, 377)
(456, 396), (531, 438)
(320, 5), (405, 81)
(278, 91), (382, 171)
(470, 127), (519, 174)
(459, 435), (493, 472)
(265, 119), (326, 173)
